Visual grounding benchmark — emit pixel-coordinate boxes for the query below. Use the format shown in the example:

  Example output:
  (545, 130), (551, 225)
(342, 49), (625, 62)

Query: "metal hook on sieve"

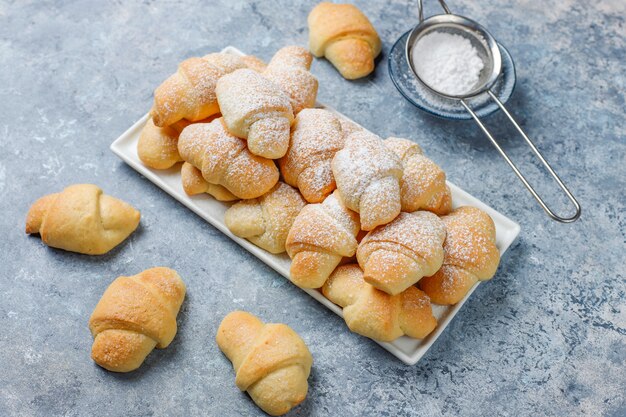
(410, 0), (581, 223)
(418, 0), (451, 22)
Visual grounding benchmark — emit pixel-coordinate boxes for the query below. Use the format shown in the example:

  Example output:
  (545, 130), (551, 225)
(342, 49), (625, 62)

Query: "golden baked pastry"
(216, 68), (294, 159)
(151, 52), (247, 127)
(89, 267), (186, 372)
(357, 211), (446, 295)
(25, 184), (140, 255)
(286, 191), (360, 288)
(322, 264), (437, 341)
(241, 54), (267, 72)
(279, 108), (344, 203)
(137, 118), (187, 169)
(385, 137), (452, 215)
(337, 114), (363, 138)
(216, 311), (312, 416)
(177, 117), (279, 199)
(180, 162), (238, 201)
(308, 2), (382, 79)
(331, 130), (403, 231)
(264, 45), (318, 114)
(420, 206), (500, 304)
(225, 182), (306, 254)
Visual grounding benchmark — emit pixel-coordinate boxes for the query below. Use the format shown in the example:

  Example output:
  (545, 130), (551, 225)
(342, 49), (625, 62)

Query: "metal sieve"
(405, 0), (581, 223)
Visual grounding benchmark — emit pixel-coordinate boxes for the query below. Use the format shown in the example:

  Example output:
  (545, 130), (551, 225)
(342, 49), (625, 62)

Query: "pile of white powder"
(412, 31), (485, 96)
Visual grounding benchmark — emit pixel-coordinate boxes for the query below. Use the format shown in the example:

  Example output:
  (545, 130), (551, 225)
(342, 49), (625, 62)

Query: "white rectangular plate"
(111, 46), (520, 365)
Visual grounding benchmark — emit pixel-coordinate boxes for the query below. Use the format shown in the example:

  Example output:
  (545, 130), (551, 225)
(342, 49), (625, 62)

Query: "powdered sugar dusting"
(412, 31), (485, 96)
(385, 137), (448, 213)
(264, 46), (318, 114)
(247, 116), (291, 158)
(359, 176), (402, 229)
(286, 192), (360, 258)
(241, 55), (267, 72)
(441, 206), (499, 278)
(331, 131), (403, 224)
(216, 68), (294, 141)
(401, 288), (431, 310)
(419, 207), (500, 303)
(358, 211), (447, 279)
(177, 118), (278, 198)
(177, 122), (219, 170)
(429, 265), (471, 298)
(152, 53), (247, 126)
(337, 115), (364, 139)
(280, 108), (344, 202)
(385, 137), (423, 159)
(321, 192), (361, 238)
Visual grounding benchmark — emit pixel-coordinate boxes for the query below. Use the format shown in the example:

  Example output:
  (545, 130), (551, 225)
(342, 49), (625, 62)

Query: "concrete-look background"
(0, 1), (624, 416)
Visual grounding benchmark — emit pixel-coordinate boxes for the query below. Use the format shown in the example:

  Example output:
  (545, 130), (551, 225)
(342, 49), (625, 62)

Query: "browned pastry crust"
(177, 117), (279, 199)
(25, 184), (140, 255)
(263, 46), (318, 114)
(279, 108), (344, 203)
(331, 130), (403, 231)
(322, 264), (437, 341)
(137, 118), (184, 169)
(419, 206), (500, 305)
(137, 116), (219, 170)
(308, 2), (382, 79)
(357, 211), (446, 295)
(286, 191), (360, 288)
(216, 311), (312, 416)
(225, 182), (306, 254)
(385, 137), (452, 215)
(241, 54), (267, 72)
(89, 267), (186, 372)
(151, 53), (247, 127)
(180, 162), (238, 201)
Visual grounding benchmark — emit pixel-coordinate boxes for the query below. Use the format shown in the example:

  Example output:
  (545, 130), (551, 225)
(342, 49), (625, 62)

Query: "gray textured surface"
(1, 0), (624, 416)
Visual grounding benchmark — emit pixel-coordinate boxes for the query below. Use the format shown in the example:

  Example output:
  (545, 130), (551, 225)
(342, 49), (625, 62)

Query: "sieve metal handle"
(460, 92), (581, 223)
(418, 0), (451, 22)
